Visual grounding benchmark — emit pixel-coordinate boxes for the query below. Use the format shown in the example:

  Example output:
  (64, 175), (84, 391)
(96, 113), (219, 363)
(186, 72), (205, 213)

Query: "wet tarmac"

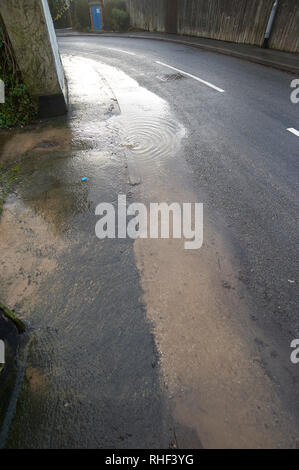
(0, 58), (177, 448)
(0, 37), (298, 448)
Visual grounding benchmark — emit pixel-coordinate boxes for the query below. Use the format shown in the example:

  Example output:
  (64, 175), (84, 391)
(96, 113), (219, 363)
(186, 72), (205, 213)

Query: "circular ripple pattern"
(120, 114), (185, 163)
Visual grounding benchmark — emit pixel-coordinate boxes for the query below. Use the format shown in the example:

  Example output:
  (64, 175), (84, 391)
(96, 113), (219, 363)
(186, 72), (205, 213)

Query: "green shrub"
(48, 0), (72, 20)
(48, 0), (72, 28)
(111, 8), (130, 31)
(0, 22), (37, 128)
(104, 0), (130, 31)
(0, 83), (36, 128)
(71, 0), (90, 30)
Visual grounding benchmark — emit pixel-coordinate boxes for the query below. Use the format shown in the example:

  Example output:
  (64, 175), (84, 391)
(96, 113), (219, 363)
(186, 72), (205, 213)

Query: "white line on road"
(106, 47), (136, 56)
(156, 61), (225, 93)
(287, 128), (299, 137)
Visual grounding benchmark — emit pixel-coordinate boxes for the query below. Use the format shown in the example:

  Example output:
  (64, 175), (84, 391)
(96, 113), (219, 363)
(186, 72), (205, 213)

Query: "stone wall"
(0, 0), (67, 117)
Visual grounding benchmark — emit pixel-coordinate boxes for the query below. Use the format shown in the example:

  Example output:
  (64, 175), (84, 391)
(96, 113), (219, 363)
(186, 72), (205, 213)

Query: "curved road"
(4, 36), (298, 448)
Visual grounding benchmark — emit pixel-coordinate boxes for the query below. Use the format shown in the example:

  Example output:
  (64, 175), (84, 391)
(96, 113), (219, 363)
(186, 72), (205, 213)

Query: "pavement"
(0, 34), (298, 449)
(56, 29), (299, 75)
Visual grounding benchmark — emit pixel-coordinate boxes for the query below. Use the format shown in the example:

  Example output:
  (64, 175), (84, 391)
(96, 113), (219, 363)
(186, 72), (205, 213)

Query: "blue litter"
(81, 177), (87, 182)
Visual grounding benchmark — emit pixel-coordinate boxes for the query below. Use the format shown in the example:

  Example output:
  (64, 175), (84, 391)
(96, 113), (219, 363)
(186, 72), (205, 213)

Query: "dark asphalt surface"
(58, 35), (299, 441)
(2, 35), (298, 448)
(59, 36), (299, 336)
(57, 30), (299, 75)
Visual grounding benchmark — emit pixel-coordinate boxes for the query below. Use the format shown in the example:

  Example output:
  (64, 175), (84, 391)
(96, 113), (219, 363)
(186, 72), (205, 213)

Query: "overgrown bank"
(103, 0), (130, 32)
(49, 0), (130, 32)
(0, 17), (37, 129)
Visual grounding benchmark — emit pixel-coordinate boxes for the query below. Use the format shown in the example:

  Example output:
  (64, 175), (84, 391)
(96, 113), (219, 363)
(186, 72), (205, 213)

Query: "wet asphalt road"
(58, 36), (299, 329)
(1, 36), (298, 448)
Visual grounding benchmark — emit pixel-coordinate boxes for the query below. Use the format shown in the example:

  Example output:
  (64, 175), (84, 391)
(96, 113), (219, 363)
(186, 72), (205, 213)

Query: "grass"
(0, 22), (37, 129)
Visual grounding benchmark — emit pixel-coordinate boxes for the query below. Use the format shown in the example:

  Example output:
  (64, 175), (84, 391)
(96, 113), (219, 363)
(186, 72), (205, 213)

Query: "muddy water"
(0, 125), (72, 166)
(0, 57), (174, 448)
(0, 55), (297, 448)
(78, 58), (297, 448)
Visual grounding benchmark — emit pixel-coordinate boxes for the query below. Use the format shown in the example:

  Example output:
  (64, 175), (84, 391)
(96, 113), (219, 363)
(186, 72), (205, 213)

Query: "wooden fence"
(123, 0), (299, 53)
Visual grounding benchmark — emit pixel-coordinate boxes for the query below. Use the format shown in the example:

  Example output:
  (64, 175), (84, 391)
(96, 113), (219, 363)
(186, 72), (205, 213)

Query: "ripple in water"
(120, 113), (185, 164)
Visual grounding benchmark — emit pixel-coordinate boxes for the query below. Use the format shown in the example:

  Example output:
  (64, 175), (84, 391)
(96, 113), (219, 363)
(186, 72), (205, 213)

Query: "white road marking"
(156, 60), (225, 93)
(106, 47), (136, 56)
(287, 128), (299, 137)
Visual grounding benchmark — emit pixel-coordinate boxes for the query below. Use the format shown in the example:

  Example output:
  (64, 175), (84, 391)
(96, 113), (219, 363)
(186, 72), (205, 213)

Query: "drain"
(157, 73), (186, 82)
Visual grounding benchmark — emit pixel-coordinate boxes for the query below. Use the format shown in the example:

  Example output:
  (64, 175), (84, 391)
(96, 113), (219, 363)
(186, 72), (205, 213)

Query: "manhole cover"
(157, 73), (186, 82)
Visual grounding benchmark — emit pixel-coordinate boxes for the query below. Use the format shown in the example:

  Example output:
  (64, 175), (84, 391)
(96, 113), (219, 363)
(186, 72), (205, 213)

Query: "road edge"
(56, 32), (299, 75)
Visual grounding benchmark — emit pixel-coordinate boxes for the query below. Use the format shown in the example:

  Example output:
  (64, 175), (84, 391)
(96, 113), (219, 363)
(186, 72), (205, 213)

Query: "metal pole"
(262, 0), (279, 48)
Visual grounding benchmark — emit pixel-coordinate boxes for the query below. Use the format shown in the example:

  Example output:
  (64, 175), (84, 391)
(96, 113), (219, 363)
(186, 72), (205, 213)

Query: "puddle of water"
(65, 57), (298, 448)
(121, 114), (184, 163)
(1, 53), (296, 449)
(0, 127), (71, 164)
(62, 56), (186, 180)
(1, 55), (175, 449)
(0, 196), (66, 309)
(62, 56), (120, 151)
(92, 60), (185, 168)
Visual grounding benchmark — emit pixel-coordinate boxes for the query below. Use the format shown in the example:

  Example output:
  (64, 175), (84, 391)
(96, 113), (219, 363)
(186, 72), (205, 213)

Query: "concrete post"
(0, 0), (68, 117)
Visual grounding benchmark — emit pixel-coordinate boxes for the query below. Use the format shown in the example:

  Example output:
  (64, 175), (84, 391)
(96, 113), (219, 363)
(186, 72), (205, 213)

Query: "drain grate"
(157, 73), (186, 82)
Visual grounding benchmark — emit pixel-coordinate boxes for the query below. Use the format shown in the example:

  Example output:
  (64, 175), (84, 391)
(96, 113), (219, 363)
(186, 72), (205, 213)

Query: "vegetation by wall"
(103, 0), (130, 31)
(48, 0), (72, 28)
(70, 0), (90, 30)
(49, 0), (132, 33)
(0, 17), (37, 128)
